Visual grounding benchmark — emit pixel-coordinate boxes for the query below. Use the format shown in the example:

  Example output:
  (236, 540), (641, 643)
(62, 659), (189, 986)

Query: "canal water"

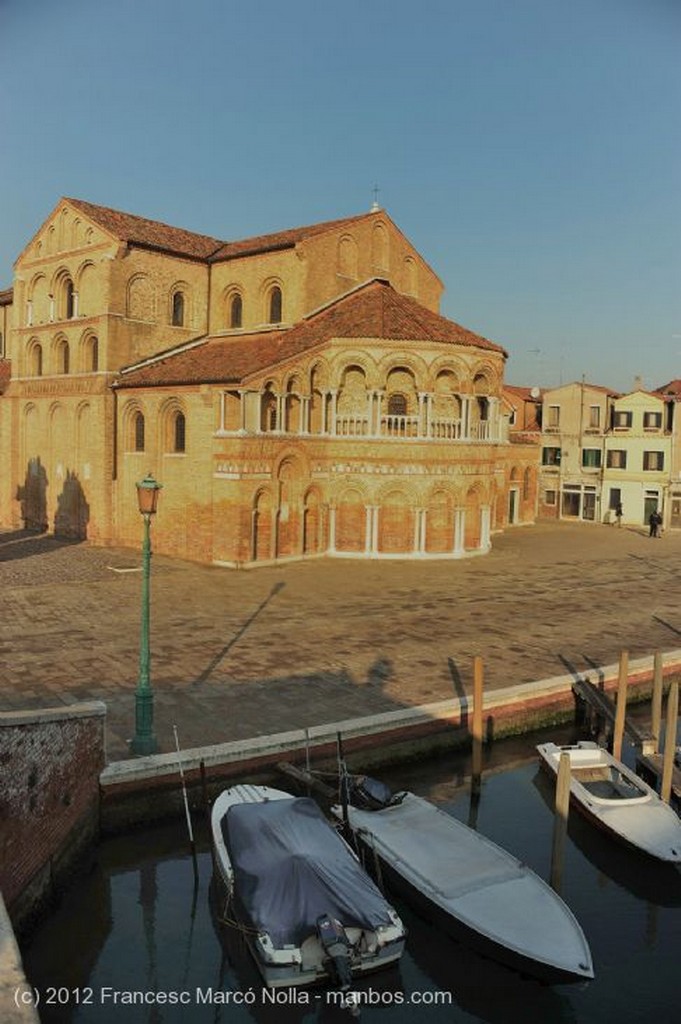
(21, 722), (681, 1024)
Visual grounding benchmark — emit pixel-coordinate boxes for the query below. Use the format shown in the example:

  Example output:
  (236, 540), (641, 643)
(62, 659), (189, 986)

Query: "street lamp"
(130, 473), (162, 756)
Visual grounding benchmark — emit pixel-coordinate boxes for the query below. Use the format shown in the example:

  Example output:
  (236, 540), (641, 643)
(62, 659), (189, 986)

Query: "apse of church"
(0, 198), (538, 563)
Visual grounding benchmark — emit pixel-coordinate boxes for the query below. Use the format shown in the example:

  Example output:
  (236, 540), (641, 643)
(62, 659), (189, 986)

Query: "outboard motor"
(316, 914), (353, 991)
(349, 775), (401, 810)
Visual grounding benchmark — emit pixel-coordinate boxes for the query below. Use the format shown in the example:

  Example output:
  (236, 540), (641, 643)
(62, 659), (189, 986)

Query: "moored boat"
(537, 740), (681, 864)
(211, 784), (406, 990)
(332, 788), (594, 984)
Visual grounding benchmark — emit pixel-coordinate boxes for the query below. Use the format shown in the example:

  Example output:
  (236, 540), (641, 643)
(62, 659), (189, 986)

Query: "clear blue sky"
(1, 0), (679, 391)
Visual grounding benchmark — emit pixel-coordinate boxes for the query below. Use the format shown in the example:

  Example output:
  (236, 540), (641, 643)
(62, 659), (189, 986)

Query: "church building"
(0, 198), (538, 564)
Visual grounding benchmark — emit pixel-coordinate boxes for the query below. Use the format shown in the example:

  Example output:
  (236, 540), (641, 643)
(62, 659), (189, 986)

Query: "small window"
(542, 446), (561, 466)
(134, 412), (145, 452)
(643, 412), (662, 429)
(268, 286), (282, 324)
(174, 411), (186, 453)
(614, 410), (633, 428)
(582, 448), (602, 468)
(545, 490), (557, 505)
(57, 340), (70, 374)
(547, 405), (560, 428)
(65, 279), (75, 320)
(230, 294), (243, 329)
(172, 291), (185, 327)
(88, 337), (99, 372)
(643, 450), (664, 471)
(606, 449), (627, 469)
(31, 343), (43, 376)
(588, 405), (601, 428)
(608, 488), (621, 510)
(388, 393), (407, 416)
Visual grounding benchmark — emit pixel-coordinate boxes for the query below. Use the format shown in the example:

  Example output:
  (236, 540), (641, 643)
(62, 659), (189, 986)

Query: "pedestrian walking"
(655, 510), (663, 537)
(649, 510), (659, 538)
(615, 501), (623, 527)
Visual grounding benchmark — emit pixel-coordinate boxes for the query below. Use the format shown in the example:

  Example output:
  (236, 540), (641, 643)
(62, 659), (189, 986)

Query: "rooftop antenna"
(371, 183), (381, 212)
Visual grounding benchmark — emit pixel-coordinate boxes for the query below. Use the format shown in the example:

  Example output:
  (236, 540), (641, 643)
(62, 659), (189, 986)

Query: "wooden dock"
(635, 752), (681, 812)
(572, 679), (656, 755)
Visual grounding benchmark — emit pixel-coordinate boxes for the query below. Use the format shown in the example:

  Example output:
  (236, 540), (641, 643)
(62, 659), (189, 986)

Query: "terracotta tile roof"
(655, 380), (681, 397)
(65, 198), (224, 260)
(0, 360), (11, 393)
(208, 213), (372, 262)
(0, 287), (13, 305)
(64, 199), (372, 264)
(504, 385), (543, 400)
(116, 279), (505, 389)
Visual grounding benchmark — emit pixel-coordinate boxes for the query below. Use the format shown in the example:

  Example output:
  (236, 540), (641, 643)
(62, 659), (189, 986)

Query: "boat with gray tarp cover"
(211, 784), (406, 990)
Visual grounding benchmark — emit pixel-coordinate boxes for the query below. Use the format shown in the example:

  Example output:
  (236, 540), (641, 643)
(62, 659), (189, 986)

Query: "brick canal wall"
(0, 702), (106, 935)
(99, 651), (681, 831)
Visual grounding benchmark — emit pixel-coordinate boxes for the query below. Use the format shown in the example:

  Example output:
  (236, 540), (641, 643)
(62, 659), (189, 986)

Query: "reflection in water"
(20, 724), (681, 1024)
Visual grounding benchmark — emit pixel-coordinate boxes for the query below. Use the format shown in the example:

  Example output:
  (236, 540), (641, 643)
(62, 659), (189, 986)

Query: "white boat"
(537, 740), (681, 864)
(211, 784), (406, 990)
(332, 790), (594, 984)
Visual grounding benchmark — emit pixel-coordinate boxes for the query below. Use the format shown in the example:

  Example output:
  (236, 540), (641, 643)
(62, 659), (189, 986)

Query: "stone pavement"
(1, 522), (680, 762)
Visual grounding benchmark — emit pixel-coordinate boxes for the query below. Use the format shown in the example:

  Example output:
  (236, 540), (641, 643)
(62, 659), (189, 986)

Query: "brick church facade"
(0, 198), (538, 564)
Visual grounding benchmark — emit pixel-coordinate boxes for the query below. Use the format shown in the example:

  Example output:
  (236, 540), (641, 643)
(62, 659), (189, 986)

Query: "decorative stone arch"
(80, 330), (99, 372)
(25, 337), (43, 377)
(378, 486), (415, 554)
(126, 273), (155, 321)
(509, 465), (520, 483)
(376, 351), (429, 389)
(121, 399), (146, 453)
(337, 234), (359, 279)
(302, 485), (324, 555)
(471, 362), (499, 394)
(46, 225), (56, 255)
(27, 273), (50, 325)
(71, 218), (83, 248)
(260, 380), (279, 432)
(274, 452), (307, 558)
(329, 351), (377, 389)
(334, 484), (368, 553)
(425, 486), (456, 553)
(159, 396), (187, 453)
(51, 267), (76, 321)
(169, 281), (190, 327)
(371, 221), (389, 270)
(309, 359), (331, 434)
(380, 363), (422, 436)
(337, 362), (369, 413)
(464, 483), (487, 550)
(52, 333), (70, 375)
(251, 486), (274, 562)
(58, 207), (70, 250)
(21, 404), (48, 532)
(283, 372), (305, 433)
(403, 255), (418, 295)
(222, 284), (245, 329)
(75, 260), (97, 317)
(261, 277), (284, 324)
(427, 355), (468, 390)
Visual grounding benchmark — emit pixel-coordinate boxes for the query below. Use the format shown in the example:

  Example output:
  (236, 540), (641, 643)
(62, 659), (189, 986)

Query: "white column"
(414, 509), (426, 552)
(454, 508), (465, 554)
(299, 396), (308, 434)
(487, 397), (499, 440)
(425, 394), (433, 438)
(462, 398), (470, 439)
(365, 506), (373, 553)
(375, 392), (384, 436)
(73, 291), (79, 318)
(417, 393), (425, 437)
(328, 506), (337, 552)
(321, 392), (328, 434)
(480, 505), (491, 549)
(330, 390), (338, 435)
(219, 391), (226, 432)
(26, 300), (33, 327)
(366, 391), (374, 436)
(371, 506), (380, 554)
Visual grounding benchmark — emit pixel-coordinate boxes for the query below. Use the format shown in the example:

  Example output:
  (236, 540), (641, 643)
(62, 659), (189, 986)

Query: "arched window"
(230, 294), (243, 328)
(86, 336), (99, 372)
(56, 339), (70, 374)
(134, 412), (145, 452)
(30, 343), (43, 377)
(388, 393), (407, 416)
(174, 411), (186, 452)
(268, 286), (282, 324)
(172, 291), (185, 326)
(65, 279), (75, 319)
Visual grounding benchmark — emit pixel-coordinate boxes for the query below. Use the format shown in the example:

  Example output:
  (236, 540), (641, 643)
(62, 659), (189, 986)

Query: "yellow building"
(0, 198), (538, 564)
(602, 389), (671, 527)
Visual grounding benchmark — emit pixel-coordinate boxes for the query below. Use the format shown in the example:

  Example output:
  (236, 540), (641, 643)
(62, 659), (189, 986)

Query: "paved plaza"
(1, 521), (680, 762)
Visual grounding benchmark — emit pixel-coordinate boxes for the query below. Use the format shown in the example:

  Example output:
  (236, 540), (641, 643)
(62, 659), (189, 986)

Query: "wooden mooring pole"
(661, 679), (679, 805)
(612, 651), (628, 761)
(651, 651), (663, 754)
(471, 656), (484, 798)
(550, 751), (572, 892)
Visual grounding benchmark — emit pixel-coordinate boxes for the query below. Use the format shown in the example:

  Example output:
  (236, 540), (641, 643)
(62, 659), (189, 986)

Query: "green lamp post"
(130, 473), (162, 756)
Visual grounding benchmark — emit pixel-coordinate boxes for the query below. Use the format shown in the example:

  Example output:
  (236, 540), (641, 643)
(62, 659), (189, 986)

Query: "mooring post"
(661, 679), (679, 804)
(612, 650), (628, 761)
(651, 651), (663, 754)
(550, 751), (571, 892)
(471, 656), (484, 797)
